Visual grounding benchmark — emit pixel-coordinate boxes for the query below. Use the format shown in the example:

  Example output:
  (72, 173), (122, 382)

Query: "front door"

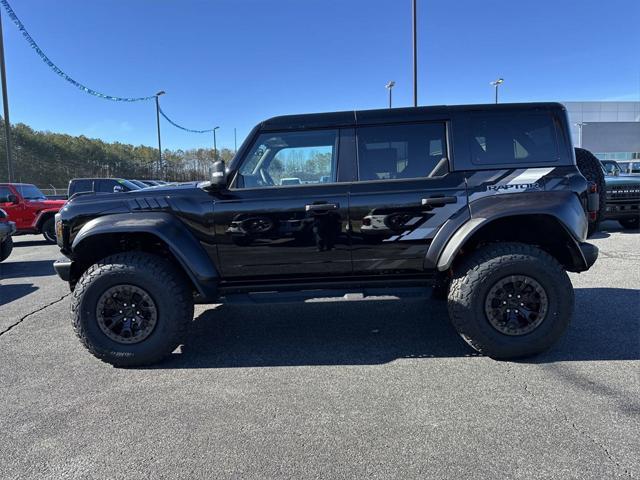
(0, 185), (28, 229)
(349, 122), (468, 274)
(214, 129), (351, 280)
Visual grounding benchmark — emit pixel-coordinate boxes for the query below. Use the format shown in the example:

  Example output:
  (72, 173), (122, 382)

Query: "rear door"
(349, 121), (467, 274)
(213, 128), (352, 280)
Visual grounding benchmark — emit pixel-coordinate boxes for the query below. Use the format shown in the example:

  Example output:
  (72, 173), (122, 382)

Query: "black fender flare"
(429, 191), (589, 272)
(72, 212), (219, 299)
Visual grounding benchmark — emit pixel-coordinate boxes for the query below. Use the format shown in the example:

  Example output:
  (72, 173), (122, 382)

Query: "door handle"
(421, 196), (458, 206)
(305, 203), (339, 212)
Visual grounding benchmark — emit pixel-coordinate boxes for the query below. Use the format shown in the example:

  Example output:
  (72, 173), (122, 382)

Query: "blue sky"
(3, 0), (639, 151)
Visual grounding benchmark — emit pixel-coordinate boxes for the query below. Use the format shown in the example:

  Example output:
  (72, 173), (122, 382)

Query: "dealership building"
(563, 101), (640, 162)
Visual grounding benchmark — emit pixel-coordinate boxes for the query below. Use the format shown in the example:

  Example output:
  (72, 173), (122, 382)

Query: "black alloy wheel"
(96, 284), (158, 344)
(484, 275), (549, 336)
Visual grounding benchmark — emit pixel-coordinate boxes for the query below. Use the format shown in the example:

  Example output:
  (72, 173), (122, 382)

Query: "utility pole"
(385, 81), (395, 108)
(234, 128), (237, 154)
(213, 126), (220, 161)
(0, 8), (13, 182)
(574, 122), (587, 148)
(490, 78), (504, 104)
(154, 91), (165, 178)
(412, 0), (418, 107)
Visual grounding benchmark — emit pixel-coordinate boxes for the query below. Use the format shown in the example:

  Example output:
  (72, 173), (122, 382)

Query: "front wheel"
(71, 252), (194, 367)
(0, 236), (13, 262)
(447, 243), (574, 359)
(619, 216), (639, 230)
(42, 217), (56, 244)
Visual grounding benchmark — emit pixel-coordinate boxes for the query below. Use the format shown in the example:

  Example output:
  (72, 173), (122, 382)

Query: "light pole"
(154, 90), (165, 178)
(385, 81), (395, 108)
(490, 78), (504, 104)
(213, 126), (220, 162)
(0, 7), (13, 182)
(412, 0), (418, 107)
(574, 122), (588, 147)
(234, 128), (237, 154)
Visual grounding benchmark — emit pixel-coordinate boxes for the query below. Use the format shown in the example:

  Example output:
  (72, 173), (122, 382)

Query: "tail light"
(586, 181), (599, 215)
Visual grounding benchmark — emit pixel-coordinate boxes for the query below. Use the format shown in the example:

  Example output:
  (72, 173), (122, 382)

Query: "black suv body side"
(54, 102), (598, 366)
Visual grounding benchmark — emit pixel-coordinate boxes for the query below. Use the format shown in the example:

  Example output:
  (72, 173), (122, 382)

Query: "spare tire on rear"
(575, 147), (606, 237)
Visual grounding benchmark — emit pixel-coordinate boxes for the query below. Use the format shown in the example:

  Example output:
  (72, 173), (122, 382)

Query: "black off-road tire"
(42, 216), (57, 244)
(0, 236), (13, 262)
(447, 243), (574, 359)
(619, 216), (639, 230)
(575, 147), (606, 236)
(72, 252), (194, 367)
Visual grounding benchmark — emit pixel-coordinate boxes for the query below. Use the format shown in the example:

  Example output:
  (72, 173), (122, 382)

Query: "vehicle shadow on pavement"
(0, 260), (55, 279)
(12, 240), (50, 247)
(162, 297), (476, 368)
(157, 287), (639, 369)
(531, 287), (640, 363)
(0, 283), (39, 306)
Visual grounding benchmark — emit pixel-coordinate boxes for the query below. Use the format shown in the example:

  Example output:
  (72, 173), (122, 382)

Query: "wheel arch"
(70, 213), (219, 300)
(34, 209), (58, 230)
(434, 191), (590, 273)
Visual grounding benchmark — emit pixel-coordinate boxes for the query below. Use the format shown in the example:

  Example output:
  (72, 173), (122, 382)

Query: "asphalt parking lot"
(1, 222), (638, 479)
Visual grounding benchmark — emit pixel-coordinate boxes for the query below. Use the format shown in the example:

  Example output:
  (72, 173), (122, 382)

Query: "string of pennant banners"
(0, 0), (215, 133)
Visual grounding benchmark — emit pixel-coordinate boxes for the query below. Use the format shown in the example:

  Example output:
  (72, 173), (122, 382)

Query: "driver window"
(237, 130), (338, 188)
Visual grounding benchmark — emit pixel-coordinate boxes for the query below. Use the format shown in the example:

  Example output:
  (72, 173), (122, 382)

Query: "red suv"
(0, 183), (66, 243)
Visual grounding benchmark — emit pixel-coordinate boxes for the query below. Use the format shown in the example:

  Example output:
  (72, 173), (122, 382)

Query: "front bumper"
(604, 202), (639, 220)
(53, 257), (73, 282)
(0, 221), (16, 239)
(578, 242), (598, 270)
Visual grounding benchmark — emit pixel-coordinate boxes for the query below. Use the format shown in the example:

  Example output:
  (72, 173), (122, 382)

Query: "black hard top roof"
(259, 102), (566, 131)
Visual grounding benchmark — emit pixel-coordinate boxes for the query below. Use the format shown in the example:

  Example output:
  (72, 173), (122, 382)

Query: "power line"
(1, 0), (218, 137)
(159, 106), (216, 133)
(0, 0), (155, 102)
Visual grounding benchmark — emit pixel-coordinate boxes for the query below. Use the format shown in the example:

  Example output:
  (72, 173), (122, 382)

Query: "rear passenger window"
(357, 123), (448, 181)
(469, 113), (559, 165)
(95, 180), (117, 193)
(72, 180), (92, 194)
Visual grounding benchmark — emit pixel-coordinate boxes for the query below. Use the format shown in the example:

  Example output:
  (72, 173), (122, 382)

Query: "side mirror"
(113, 185), (125, 193)
(211, 160), (227, 188)
(7, 194), (18, 204)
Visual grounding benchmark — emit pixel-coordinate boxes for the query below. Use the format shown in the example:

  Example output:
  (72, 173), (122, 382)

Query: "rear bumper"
(53, 257), (73, 282)
(578, 242), (598, 270)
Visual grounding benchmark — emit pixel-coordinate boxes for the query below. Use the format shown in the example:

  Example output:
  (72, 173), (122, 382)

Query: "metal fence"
(40, 187), (68, 199)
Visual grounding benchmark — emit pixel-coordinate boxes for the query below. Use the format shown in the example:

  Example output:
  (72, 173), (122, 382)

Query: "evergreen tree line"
(0, 120), (235, 188)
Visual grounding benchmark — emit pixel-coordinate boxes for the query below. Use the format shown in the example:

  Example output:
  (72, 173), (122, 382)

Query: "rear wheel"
(619, 216), (639, 230)
(0, 236), (13, 262)
(72, 252), (194, 367)
(575, 147), (606, 237)
(447, 243), (573, 359)
(42, 217), (56, 244)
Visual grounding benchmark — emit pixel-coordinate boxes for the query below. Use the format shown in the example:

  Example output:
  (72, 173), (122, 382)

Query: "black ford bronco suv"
(54, 102), (599, 366)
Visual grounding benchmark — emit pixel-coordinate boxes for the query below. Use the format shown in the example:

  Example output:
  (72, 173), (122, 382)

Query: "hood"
(61, 184), (212, 219)
(604, 175), (640, 186)
(27, 198), (66, 209)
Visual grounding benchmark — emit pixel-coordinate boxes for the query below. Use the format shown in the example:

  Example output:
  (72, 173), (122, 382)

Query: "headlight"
(0, 208), (6, 219)
(55, 214), (64, 246)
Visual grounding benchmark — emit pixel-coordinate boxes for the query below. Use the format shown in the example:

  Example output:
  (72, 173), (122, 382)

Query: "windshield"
(16, 184), (46, 200)
(129, 180), (148, 189)
(118, 179), (141, 190)
(601, 161), (620, 175)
